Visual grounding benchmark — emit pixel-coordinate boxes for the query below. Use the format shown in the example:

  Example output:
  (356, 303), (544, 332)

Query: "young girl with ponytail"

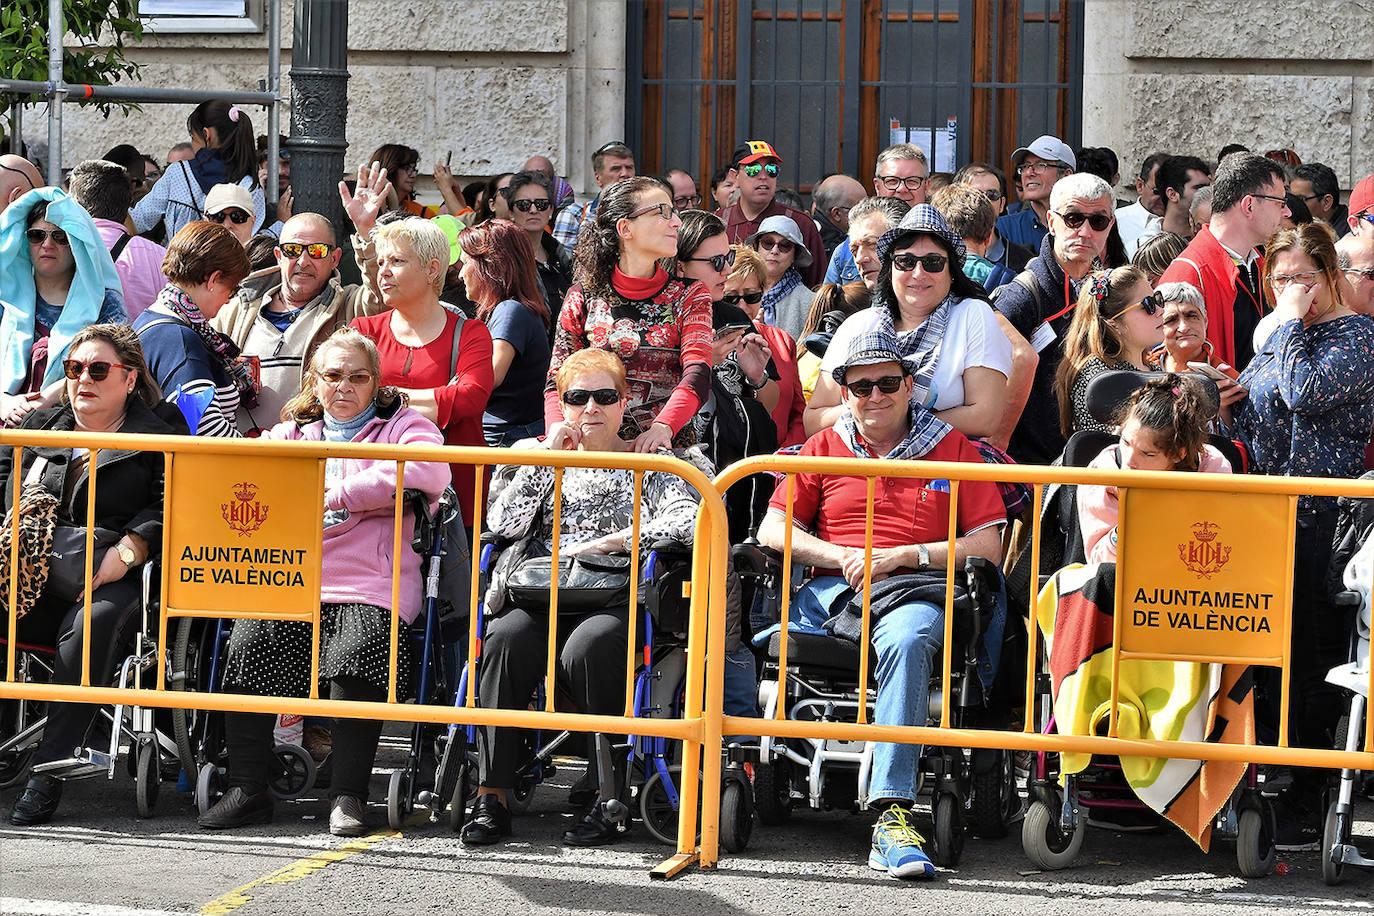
(132, 100), (265, 240)
(543, 176), (713, 453)
(1077, 373), (1231, 563)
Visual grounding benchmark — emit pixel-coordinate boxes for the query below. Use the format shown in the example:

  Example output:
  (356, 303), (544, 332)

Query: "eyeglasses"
(1296, 193), (1323, 203)
(562, 387), (620, 407)
(1114, 292), (1163, 318)
(511, 198), (552, 212)
(673, 193), (702, 209)
(208, 209), (252, 225)
(1344, 267), (1374, 282)
(683, 249), (735, 273)
(279, 241), (336, 260)
(891, 252), (948, 273)
(757, 236), (794, 254)
(626, 202), (680, 221)
(1249, 193), (1289, 208)
(62, 359), (129, 381)
(318, 369), (374, 387)
(1357, 213), (1374, 227)
(1269, 269), (1322, 290)
(399, 164), (420, 175)
(742, 163), (779, 178)
(979, 188), (1004, 202)
(722, 290), (764, 306)
(874, 174), (928, 192)
(25, 227), (69, 246)
(1053, 210), (1113, 232)
(1016, 161), (1065, 176)
(0, 162), (36, 190)
(844, 375), (906, 398)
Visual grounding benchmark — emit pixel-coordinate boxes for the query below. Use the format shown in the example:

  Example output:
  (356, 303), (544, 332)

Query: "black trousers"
(224, 676), (384, 801)
(476, 607), (629, 789)
(16, 579), (141, 765)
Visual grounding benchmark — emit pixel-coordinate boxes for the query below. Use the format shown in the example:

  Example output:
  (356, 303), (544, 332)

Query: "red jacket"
(1157, 226), (1266, 369)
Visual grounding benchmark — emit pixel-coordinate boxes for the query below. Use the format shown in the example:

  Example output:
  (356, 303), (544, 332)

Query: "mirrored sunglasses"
(279, 241), (336, 260)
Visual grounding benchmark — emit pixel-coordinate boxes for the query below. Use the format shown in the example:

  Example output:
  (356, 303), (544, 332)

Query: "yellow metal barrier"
(713, 454), (1374, 774)
(0, 431), (729, 876)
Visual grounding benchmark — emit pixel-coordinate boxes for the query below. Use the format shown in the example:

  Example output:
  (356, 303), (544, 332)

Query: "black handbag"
(505, 551), (632, 613)
(45, 524), (121, 602)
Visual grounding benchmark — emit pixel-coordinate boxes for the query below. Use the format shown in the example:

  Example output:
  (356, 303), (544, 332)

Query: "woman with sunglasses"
(745, 214), (815, 342)
(545, 176), (712, 453)
(457, 219), (552, 445)
(503, 170), (573, 329)
(1230, 223), (1374, 845)
(464, 348), (704, 848)
(6, 323), (183, 826)
(1, 190), (128, 428)
(204, 184), (257, 247)
(366, 144), (438, 218)
(806, 204), (1014, 442)
(1053, 264), (1165, 436)
(134, 222), (253, 437)
(197, 328), (449, 836)
(132, 101), (264, 241)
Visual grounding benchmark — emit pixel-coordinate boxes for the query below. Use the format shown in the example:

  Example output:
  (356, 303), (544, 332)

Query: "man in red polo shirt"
(758, 328), (1004, 880)
(716, 140), (826, 287)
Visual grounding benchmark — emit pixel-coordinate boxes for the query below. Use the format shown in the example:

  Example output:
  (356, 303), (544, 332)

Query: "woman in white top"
(132, 101), (265, 241)
(804, 204), (1013, 439)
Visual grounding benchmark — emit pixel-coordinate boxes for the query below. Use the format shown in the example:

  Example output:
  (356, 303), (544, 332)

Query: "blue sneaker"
(869, 803), (936, 879)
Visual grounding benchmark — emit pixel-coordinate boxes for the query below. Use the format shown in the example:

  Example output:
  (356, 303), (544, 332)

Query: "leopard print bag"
(0, 461), (59, 621)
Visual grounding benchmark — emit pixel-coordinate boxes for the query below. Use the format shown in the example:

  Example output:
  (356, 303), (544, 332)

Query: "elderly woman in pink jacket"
(197, 328), (449, 838)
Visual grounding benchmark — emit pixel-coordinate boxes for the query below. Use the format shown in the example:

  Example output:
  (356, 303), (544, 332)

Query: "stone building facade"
(1084, 0), (1374, 189)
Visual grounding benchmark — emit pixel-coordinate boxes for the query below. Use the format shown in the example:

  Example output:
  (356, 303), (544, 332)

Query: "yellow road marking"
(199, 831), (400, 915)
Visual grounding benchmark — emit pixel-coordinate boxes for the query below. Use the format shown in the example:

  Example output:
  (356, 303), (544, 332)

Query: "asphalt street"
(2, 730), (1373, 916)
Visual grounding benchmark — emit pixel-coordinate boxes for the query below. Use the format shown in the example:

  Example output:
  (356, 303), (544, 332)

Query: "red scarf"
(612, 266), (668, 301)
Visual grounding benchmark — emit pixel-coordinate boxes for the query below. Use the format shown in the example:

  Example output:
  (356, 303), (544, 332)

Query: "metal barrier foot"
(650, 851), (700, 880)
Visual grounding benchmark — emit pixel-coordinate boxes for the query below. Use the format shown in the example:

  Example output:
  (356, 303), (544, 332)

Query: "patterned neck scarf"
(876, 291), (958, 409)
(760, 268), (803, 326)
(157, 284), (259, 409)
(836, 399), (952, 461)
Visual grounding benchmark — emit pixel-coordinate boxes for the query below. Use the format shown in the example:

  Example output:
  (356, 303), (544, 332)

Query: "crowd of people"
(2, 100), (1374, 880)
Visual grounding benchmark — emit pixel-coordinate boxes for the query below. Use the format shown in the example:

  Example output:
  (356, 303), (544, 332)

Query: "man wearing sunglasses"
(551, 141), (635, 250)
(0, 153), (42, 213)
(204, 183), (257, 247)
(1336, 233), (1374, 316)
(991, 172), (1116, 465)
(717, 139), (826, 287)
(1347, 175), (1374, 240)
(1159, 152), (1290, 370)
(996, 135), (1076, 251)
(212, 205), (386, 433)
(757, 328), (1005, 881)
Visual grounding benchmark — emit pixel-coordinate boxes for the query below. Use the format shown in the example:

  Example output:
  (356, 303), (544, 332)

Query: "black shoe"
(198, 786), (274, 830)
(562, 801), (627, 847)
(461, 793), (512, 846)
(1272, 793), (1320, 851)
(9, 774), (62, 826)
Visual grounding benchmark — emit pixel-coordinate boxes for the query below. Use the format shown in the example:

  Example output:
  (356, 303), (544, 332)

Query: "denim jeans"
(791, 576), (944, 805)
(483, 420), (545, 447)
(722, 643), (759, 741)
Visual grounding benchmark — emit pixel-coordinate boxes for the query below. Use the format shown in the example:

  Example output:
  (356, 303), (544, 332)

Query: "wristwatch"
(916, 544), (931, 570)
(115, 543), (137, 567)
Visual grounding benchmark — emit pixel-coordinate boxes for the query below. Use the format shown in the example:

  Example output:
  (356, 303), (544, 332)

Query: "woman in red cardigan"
(544, 177), (712, 452)
(348, 200), (493, 526)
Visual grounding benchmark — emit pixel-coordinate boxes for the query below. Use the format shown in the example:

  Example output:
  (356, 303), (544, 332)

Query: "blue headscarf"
(0, 187), (124, 394)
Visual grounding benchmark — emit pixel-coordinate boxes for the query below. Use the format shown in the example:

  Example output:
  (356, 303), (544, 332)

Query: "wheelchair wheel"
(196, 762), (224, 815)
(269, 743), (315, 801)
(930, 791), (964, 867)
(753, 759), (793, 825)
(639, 764), (702, 846)
(719, 777), (754, 853)
(970, 748), (1018, 838)
(387, 770), (413, 830)
(135, 738), (160, 818)
(448, 755), (474, 833)
(0, 684), (49, 788)
(170, 617), (206, 782)
(507, 773), (537, 813)
(1323, 797), (1348, 886)
(1022, 793), (1084, 870)
(1237, 803), (1275, 878)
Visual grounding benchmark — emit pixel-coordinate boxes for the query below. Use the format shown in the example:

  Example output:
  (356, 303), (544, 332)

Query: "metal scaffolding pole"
(45, 0), (64, 182)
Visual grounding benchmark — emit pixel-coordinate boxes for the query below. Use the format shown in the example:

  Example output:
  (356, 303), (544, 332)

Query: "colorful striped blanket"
(1037, 563), (1255, 850)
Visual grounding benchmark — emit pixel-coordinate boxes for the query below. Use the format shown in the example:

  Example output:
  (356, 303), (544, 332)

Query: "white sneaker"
(329, 795), (368, 837)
